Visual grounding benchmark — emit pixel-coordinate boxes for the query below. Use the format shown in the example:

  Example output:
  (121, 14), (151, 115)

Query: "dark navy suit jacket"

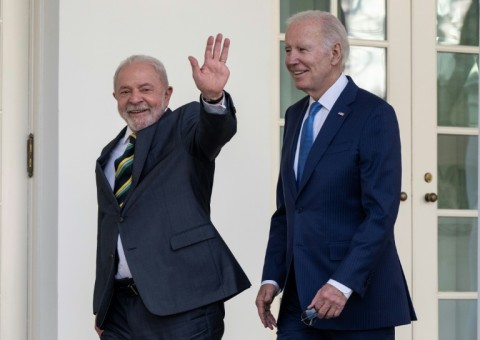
(93, 93), (250, 327)
(262, 78), (416, 329)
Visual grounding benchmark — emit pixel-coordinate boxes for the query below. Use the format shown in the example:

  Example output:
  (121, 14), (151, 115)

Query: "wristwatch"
(203, 93), (224, 104)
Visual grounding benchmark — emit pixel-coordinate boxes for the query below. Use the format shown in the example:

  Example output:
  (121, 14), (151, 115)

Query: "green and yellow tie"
(113, 133), (136, 208)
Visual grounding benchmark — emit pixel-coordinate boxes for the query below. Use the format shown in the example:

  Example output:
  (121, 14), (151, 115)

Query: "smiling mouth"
(292, 70), (308, 76)
(127, 108), (149, 114)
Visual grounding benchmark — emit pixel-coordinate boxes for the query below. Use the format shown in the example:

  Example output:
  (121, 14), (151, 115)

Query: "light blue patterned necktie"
(297, 102), (322, 184)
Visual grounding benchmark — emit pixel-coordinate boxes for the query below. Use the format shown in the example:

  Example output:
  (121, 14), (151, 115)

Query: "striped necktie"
(297, 102), (322, 184)
(113, 133), (136, 208)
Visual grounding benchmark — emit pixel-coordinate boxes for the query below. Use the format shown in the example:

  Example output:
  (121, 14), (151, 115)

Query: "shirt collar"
(309, 73), (348, 110)
(121, 127), (134, 144)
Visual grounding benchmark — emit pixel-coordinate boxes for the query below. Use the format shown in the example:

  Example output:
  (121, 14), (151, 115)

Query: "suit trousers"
(277, 268), (395, 340)
(100, 285), (225, 340)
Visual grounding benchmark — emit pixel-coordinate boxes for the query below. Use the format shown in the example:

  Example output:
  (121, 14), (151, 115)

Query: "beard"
(120, 100), (166, 132)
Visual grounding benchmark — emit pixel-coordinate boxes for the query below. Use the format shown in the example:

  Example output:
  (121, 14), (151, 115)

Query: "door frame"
(411, 0), (439, 337)
(1, 0), (30, 338)
(28, 0), (60, 339)
(388, 1), (414, 338)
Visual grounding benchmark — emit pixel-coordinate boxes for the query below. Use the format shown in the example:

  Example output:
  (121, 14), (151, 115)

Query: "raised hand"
(188, 33), (230, 101)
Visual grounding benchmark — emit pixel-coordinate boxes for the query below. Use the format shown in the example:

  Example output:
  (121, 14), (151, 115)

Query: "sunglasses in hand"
(301, 308), (318, 326)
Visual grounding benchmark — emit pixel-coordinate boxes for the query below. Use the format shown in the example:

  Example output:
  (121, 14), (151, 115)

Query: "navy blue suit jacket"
(262, 78), (416, 329)
(93, 93), (250, 326)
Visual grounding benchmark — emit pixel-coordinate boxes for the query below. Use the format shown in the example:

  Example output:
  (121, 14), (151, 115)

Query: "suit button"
(119, 217), (124, 223)
(110, 254), (115, 260)
(296, 207), (303, 213)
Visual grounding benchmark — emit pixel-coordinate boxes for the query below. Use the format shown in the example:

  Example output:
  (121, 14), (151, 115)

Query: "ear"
(163, 86), (174, 106)
(331, 43), (342, 66)
(112, 92), (117, 100)
(165, 86), (173, 99)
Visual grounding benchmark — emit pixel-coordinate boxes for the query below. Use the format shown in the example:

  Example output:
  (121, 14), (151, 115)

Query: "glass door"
(412, 0), (479, 339)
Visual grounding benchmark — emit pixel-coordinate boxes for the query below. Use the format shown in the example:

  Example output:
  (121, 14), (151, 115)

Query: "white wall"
(54, 1), (277, 339)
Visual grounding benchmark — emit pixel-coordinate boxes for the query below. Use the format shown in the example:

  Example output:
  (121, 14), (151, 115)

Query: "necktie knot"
(127, 132), (137, 147)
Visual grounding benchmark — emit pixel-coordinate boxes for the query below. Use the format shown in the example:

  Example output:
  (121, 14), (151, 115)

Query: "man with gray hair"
(256, 11), (416, 339)
(93, 34), (250, 339)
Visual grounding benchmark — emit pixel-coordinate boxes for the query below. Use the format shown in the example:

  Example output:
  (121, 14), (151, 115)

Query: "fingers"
(212, 34), (223, 60)
(255, 284), (278, 330)
(204, 33), (230, 63)
(189, 33), (231, 95)
(204, 35), (215, 61)
(316, 302), (342, 319)
(308, 284), (347, 320)
(218, 36), (230, 63)
(188, 56), (200, 74)
(263, 311), (278, 330)
(94, 324), (104, 337)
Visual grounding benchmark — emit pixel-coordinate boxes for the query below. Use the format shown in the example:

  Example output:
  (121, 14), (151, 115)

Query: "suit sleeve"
(331, 101), (402, 297)
(261, 108), (294, 289)
(182, 91), (237, 162)
(261, 172), (288, 288)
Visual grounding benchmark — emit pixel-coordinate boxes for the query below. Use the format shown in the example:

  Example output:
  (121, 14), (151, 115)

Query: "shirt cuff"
(201, 92), (227, 114)
(328, 279), (353, 299)
(261, 280), (281, 295)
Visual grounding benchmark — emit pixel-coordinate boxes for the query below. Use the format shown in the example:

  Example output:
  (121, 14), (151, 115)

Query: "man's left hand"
(307, 283), (347, 319)
(188, 33), (230, 101)
(94, 322), (104, 337)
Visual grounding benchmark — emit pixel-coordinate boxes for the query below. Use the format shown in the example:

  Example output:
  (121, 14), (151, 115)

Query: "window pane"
(345, 46), (386, 99)
(437, 0), (479, 46)
(438, 217), (478, 291)
(439, 299), (477, 340)
(279, 42), (306, 118)
(280, 0), (330, 33)
(438, 135), (478, 209)
(338, 0), (386, 40)
(438, 52), (479, 127)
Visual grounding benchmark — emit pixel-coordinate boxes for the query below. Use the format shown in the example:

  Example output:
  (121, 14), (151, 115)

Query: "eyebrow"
(118, 83), (154, 90)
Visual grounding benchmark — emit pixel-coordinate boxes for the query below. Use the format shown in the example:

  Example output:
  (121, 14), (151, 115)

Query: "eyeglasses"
(301, 308), (317, 326)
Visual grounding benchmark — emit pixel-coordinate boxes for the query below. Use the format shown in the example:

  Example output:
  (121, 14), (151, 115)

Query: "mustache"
(125, 104), (151, 114)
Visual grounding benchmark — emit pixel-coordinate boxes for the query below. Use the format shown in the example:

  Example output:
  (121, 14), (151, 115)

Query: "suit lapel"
(296, 79), (358, 193)
(97, 127), (127, 169)
(96, 127), (128, 210)
(130, 121), (157, 193)
(125, 108), (174, 209)
(96, 113), (172, 212)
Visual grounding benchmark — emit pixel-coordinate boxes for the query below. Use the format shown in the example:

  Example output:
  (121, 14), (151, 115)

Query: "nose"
(128, 89), (143, 104)
(285, 52), (298, 67)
